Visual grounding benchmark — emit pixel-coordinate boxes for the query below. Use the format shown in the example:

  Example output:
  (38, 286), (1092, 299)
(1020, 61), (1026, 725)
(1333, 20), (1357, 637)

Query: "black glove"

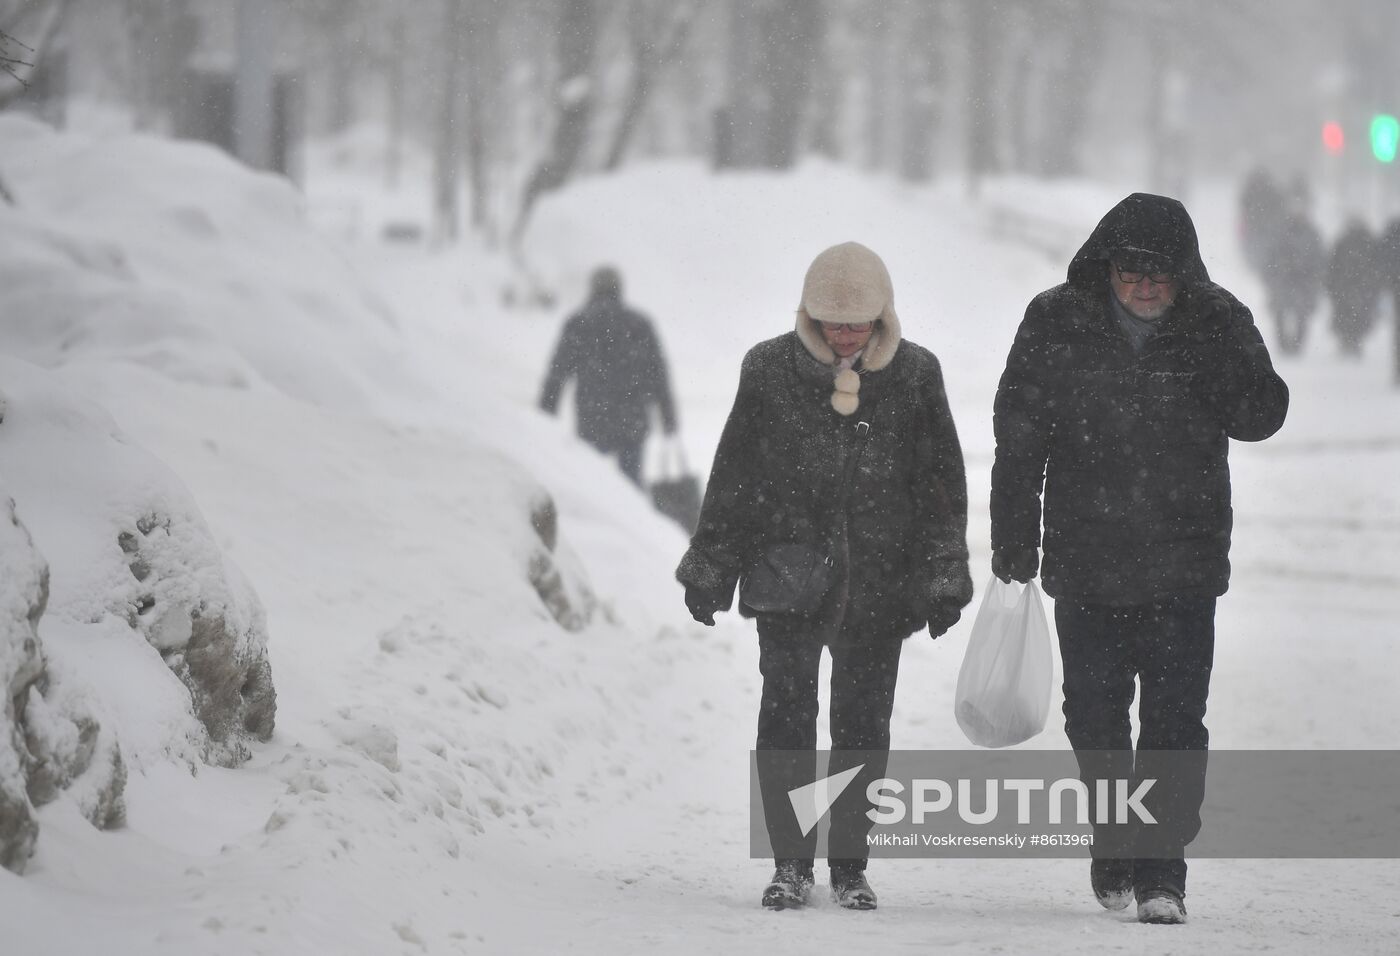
(1192, 286), (1234, 326)
(926, 602), (962, 639)
(991, 547), (1038, 585)
(684, 585), (727, 626)
(1187, 286), (1253, 398)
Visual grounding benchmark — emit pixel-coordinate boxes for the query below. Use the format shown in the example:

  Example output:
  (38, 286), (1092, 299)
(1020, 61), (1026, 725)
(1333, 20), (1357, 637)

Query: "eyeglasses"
(822, 321), (875, 333)
(1113, 264), (1174, 285)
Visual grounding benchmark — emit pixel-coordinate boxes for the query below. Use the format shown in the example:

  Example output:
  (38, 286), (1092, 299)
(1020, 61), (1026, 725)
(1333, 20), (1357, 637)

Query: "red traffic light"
(1322, 121), (1345, 155)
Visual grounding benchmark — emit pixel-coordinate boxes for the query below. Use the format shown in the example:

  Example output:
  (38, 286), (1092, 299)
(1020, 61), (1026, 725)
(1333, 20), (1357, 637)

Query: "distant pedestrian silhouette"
(1261, 206), (1324, 355)
(1238, 167), (1285, 277)
(539, 266), (677, 483)
(1325, 220), (1383, 357)
(1377, 217), (1400, 384)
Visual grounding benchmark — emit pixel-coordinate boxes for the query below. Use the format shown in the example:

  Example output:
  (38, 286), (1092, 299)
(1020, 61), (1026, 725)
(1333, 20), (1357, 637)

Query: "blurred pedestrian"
(1261, 204), (1324, 355)
(1237, 166), (1285, 277)
(992, 193), (1289, 925)
(676, 242), (972, 911)
(1325, 220), (1383, 357)
(1376, 217), (1400, 384)
(539, 266), (677, 483)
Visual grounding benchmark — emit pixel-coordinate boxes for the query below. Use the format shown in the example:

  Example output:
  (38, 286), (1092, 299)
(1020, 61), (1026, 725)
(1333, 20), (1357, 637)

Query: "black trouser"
(754, 618), (902, 872)
(585, 434), (644, 485)
(1271, 304), (1308, 354)
(1055, 596), (1215, 896)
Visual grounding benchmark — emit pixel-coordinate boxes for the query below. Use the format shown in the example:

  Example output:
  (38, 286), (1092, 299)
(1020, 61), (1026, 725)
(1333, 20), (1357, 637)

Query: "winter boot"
(761, 860), (814, 909)
(1090, 859), (1134, 911)
(830, 864), (877, 910)
(1136, 887), (1187, 924)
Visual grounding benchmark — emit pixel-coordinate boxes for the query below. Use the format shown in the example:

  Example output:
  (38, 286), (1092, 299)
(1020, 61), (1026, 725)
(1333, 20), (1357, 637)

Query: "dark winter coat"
(539, 290), (677, 449)
(1263, 215), (1324, 316)
(1378, 218), (1400, 297)
(992, 193), (1289, 606)
(1238, 168), (1285, 274)
(1325, 223), (1384, 347)
(676, 331), (973, 644)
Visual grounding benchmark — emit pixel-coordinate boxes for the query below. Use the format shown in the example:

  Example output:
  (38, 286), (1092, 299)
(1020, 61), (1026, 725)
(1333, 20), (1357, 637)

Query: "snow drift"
(0, 357), (276, 872)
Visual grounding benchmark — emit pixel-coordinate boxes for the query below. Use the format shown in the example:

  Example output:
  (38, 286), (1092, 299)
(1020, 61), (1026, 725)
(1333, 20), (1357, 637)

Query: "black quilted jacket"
(992, 194), (1290, 605)
(677, 332), (973, 643)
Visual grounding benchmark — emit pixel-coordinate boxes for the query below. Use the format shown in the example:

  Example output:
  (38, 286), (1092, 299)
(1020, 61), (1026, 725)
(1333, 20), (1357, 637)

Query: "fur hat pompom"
(829, 353), (864, 414)
(831, 389), (860, 416)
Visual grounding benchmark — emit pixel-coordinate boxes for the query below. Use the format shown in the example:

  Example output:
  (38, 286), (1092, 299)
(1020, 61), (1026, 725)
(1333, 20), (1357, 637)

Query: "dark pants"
(585, 433), (644, 485)
(1055, 596), (1215, 896)
(1271, 304), (1309, 355)
(754, 618), (902, 871)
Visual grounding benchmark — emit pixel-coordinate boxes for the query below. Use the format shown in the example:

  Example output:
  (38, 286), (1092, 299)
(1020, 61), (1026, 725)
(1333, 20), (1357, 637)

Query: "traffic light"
(1370, 113), (1399, 163)
(1322, 121), (1345, 155)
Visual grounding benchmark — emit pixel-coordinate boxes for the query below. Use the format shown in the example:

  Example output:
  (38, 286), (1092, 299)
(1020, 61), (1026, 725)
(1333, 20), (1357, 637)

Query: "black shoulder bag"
(739, 409), (876, 615)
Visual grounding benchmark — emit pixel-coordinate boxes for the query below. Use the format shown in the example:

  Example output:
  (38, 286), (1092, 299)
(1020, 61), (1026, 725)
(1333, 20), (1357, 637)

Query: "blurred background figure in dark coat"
(1259, 183), (1324, 356)
(1325, 220), (1384, 358)
(539, 266), (677, 483)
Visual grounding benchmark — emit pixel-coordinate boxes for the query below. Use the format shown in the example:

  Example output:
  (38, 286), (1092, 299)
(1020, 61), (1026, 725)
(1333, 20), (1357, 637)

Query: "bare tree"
(1036, 0), (1101, 178)
(1, 26), (30, 87)
(897, 0), (947, 182)
(1, 0), (73, 201)
(0, 0), (72, 109)
(715, 0), (823, 170)
(433, 0), (466, 244)
(964, 0), (1002, 196)
(602, 0), (694, 171)
(463, 0), (501, 236)
(513, 0), (598, 244)
(123, 0), (199, 133)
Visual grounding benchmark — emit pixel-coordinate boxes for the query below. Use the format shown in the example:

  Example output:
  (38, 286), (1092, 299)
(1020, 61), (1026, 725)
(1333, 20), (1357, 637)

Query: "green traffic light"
(1371, 114), (1399, 163)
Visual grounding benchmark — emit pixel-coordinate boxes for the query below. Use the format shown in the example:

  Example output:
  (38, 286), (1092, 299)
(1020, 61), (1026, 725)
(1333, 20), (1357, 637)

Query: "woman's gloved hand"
(685, 585), (729, 626)
(927, 601), (963, 639)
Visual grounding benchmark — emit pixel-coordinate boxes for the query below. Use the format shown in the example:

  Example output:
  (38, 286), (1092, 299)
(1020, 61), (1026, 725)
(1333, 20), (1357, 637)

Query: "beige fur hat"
(795, 242), (903, 415)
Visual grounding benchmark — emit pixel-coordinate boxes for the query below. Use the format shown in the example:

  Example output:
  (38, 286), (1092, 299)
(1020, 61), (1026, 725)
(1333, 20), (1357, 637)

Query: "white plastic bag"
(954, 576), (1053, 748)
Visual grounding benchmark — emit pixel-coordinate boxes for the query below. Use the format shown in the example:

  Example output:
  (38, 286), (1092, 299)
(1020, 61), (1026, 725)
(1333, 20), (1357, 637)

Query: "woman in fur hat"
(675, 241), (973, 910)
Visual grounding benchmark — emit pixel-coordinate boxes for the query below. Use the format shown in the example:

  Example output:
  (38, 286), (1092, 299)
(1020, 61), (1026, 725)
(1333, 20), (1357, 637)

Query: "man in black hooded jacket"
(991, 193), (1288, 924)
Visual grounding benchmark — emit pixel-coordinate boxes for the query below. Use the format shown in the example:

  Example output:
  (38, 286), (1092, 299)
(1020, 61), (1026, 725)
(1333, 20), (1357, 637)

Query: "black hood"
(1067, 193), (1210, 289)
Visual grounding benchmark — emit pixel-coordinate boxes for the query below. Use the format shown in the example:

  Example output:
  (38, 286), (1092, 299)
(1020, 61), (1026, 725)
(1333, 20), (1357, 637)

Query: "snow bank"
(0, 113), (422, 415)
(0, 493), (50, 871)
(0, 357), (278, 872)
(0, 483), (125, 876)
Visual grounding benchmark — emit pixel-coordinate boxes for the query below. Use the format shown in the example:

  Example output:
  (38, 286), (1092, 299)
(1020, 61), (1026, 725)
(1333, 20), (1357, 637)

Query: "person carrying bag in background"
(675, 242), (973, 911)
(539, 265), (678, 485)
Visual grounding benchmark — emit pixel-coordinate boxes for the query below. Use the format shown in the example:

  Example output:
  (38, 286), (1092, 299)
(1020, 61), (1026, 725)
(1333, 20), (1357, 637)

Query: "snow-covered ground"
(1, 114), (1398, 954)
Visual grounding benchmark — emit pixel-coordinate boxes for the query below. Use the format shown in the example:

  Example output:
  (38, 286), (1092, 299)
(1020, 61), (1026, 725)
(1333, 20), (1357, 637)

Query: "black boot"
(830, 863), (877, 910)
(1136, 886), (1187, 924)
(761, 860), (814, 909)
(1090, 858), (1133, 911)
